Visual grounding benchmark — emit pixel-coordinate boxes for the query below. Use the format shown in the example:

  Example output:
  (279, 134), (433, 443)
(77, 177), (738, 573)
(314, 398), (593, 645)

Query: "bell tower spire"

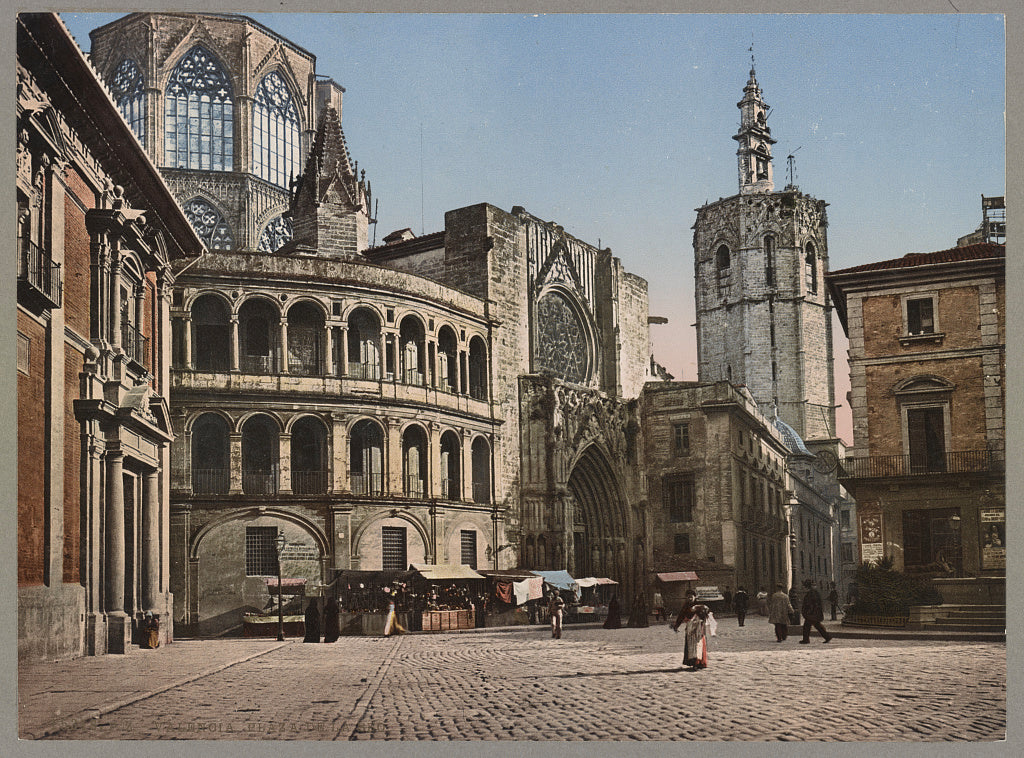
(733, 62), (776, 194)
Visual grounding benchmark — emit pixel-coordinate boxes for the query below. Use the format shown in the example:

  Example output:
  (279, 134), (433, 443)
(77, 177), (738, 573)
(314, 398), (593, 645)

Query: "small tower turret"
(733, 66), (776, 195)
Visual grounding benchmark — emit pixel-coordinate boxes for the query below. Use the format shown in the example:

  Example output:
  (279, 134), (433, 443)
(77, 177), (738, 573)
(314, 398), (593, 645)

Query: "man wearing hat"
(799, 579), (832, 644)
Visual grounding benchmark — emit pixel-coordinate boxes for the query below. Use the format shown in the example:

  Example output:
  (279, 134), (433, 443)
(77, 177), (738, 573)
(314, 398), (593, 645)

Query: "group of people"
(302, 596), (341, 643)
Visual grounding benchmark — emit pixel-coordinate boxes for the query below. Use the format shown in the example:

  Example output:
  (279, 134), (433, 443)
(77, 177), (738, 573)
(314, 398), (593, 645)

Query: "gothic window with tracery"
(184, 197), (233, 250)
(164, 46), (234, 171)
(252, 71), (301, 188)
(111, 59), (146, 146)
(535, 290), (590, 384)
(257, 215), (293, 252)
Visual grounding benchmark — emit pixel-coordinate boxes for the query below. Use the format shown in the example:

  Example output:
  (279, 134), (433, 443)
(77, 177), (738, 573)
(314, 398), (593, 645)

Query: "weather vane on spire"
(749, 39), (755, 70)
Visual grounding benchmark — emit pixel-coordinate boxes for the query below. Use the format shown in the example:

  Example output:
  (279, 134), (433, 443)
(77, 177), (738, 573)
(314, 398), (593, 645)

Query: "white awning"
(409, 563), (485, 580)
(575, 577), (619, 588)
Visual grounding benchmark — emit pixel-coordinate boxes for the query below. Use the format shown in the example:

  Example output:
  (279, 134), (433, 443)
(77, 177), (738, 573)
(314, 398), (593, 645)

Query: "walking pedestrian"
(652, 589), (665, 622)
(722, 586), (733, 610)
(548, 593), (565, 639)
(603, 595), (622, 629)
(733, 586), (749, 626)
(756, 587), (769, 616)
(788, 585), (801, 625)
(828, 583), (840, 621)
(768, 584), (794, 642)
(303, 599), (321, 642)
(322, 596), (340, 643)
(383, 594), (406, 637)
(799, 579), (832, 644)
(672, 590), (715, 671)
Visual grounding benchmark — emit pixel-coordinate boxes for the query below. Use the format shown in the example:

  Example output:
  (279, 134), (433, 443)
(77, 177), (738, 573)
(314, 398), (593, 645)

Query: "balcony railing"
(121, 321), (149, 368)
(288, 358), (322, 377)
(241, 354), (274, 374)
(347, 361), (381, 380)
(441, 477), (461, 500)
(839, 449), (1002, 479)
(18, 237), (62, 309)
(291, 470), (329, 495)
(350, 472), (383, 496)
(402, 369), (425, 386)
(472, 482), (491, 504)
(405, 475), (425, 499)
(193, 469), (230, 495)
(242, 471), (279, 495)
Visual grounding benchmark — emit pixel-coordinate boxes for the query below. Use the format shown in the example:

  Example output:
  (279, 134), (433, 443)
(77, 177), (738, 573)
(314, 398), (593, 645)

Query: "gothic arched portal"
(566, 445), (629, 587)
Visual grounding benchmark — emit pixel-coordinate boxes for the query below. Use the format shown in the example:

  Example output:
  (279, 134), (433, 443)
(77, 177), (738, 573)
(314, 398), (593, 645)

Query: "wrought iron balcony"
(291, 470), (329, 495)
(193, 469), (230, 495)
(347, 361), (381, 380)
(838, 449), (1002, 479)
(121, 321), (149, 368)
(350, 472), (383, 496)
(441, 477), (461, 500)
(405, 475), (425, 499)
(472, 482), (491, 504)
(18, 237), (62, 310)
(242, 471), (279, 495)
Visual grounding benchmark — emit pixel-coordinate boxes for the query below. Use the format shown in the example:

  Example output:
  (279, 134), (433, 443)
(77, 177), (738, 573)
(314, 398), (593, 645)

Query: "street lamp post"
(275, 531), (286, 641)
(950, 513), (962, 578)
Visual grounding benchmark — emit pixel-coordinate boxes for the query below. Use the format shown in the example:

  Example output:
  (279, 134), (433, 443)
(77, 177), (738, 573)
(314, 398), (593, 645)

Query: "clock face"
(813, 450), (838, 473)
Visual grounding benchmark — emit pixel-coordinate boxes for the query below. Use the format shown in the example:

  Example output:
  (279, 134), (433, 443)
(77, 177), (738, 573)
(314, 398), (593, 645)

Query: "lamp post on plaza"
(950, 513), (962, 578)
(275, 531), (286, 641)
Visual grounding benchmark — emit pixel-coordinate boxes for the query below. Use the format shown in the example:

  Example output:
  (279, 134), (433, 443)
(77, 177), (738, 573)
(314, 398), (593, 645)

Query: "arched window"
(468, 336), (488, 400)
(399, 316), (425, 386)
(347, 308), (382, 379)
(191, 294), (230, 371)
(252, 71), (300, 189)
(257, 215), (293, 253)
(164, 46), (233, 171)
(440, 431), (461, 500)
(287, 301), (324, 376)
(764, 236), (775, 287)
(805, 242), (818, 294)
(349, 419), (383, 495)
(111, 59), (146, 146)
(471, 437), (491, 504)
(716, 244), (730, 271)
(437, 326), (458, 393)
(403, 425), (428, 498)
(184, 198), (234, 250)
(239, 298), (279, 373)
(291, 416), (328, 494)
(241, 415), (279, 495)
(192, 413), (230, 494)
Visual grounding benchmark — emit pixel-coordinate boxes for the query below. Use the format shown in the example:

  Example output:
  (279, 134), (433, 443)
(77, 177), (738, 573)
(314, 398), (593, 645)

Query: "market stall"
(574, 577), (619, 622)
(243, 577), (307, 637)
(530, 570), (580, 624)
(329, 569), (415, 635)
(654, 571), (700, 616)
(478, 569), (544, 626)
(408, 563), (486, 632)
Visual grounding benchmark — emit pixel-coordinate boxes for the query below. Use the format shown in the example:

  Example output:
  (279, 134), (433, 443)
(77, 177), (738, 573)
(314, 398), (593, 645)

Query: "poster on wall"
(979, 508), (1005, 571)
(859, 512), (883, 565)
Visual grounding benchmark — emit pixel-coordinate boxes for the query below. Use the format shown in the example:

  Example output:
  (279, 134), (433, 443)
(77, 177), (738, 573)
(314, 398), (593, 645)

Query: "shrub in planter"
(851, 557), (944, 616)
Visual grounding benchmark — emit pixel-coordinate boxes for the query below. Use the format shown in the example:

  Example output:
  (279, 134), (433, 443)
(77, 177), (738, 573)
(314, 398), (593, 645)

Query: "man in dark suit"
(799, 579), (832, 644)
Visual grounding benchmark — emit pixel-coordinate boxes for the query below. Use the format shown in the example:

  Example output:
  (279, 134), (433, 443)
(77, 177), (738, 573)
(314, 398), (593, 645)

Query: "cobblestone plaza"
(19, 623), (1005, 742)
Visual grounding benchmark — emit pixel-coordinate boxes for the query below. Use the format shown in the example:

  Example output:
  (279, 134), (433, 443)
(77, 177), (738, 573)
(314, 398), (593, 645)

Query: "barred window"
(664, 476), (694, 523)
(184, 197), (234, 250)
(382, 526), (407, 571)
(673, 533), (690, 554)
(461, 530), (477, 569)
(164, 46), (234, 171)
(257, 214), (293, 253)
(245, 526), (278, 576)
(253, 71), (301, 189)
(111, 59), (146, 147)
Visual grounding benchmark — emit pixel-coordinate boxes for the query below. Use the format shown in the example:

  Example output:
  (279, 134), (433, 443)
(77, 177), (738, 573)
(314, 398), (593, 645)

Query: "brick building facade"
(85, 12), (652, 636)
(828, 240), (1005, 601)
(17, 13), (204, 660)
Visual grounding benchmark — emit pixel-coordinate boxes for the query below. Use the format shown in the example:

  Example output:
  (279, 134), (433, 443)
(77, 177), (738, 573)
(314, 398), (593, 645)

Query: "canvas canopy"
(575, 577), (618, 588)
(655, 571), (700, 583)
(409, 563), (485, 581)
(531, 570), (578, 593)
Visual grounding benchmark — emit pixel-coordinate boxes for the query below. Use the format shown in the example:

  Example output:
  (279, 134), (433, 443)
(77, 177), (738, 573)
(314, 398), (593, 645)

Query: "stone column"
(230, 316), (240, 372)
(183, 315), (193, 369)
(462, 430), (474, 502)
(104, 449), (130, 652)
(324, 324), (335, 376)
(279, 319), (290, 374)
(278, 433), (292, 494)
(110, 244), (123, 350)
(387, 419), (403, 495)
(141, 470), (160, 611)
(339, 326), (349, 376)
(331, 414), (347, 493)
(428, 423), (441, 499)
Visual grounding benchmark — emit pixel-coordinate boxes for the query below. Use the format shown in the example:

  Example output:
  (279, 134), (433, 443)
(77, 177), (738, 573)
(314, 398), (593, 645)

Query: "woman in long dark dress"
(603, 595), (622, 629)
(303, 599), (321, 642)
(322, 596), (340, 643)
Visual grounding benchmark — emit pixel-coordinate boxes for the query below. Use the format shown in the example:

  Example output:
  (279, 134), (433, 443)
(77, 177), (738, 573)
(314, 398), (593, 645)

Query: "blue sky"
(61, 12), (1006, 443)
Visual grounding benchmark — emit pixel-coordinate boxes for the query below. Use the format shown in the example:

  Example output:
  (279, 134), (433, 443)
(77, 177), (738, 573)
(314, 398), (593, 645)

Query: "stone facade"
(17, 13), (204, 660)
(83, 12), (652, 635)
(828, 242), (1005, 586)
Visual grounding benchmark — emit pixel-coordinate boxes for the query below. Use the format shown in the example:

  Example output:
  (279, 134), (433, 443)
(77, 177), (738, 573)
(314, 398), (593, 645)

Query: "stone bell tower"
(693, 64), (836, 444)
